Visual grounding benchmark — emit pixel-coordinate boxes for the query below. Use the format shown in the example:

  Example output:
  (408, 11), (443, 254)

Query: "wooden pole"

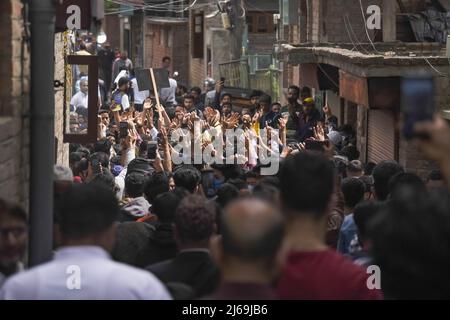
(150, 68), (163, 121)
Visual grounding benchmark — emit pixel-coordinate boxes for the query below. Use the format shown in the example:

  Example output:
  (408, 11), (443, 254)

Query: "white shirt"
(70, 91), (88, 109)
(0, 246), (171, 300)
(131, 78), (150, 105)
(159, 78), (177, 106)
(121, 94), (130, 111)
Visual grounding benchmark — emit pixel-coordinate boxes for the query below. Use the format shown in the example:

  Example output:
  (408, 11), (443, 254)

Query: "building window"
(246, 12), (276, 34)
(192, 13), (204, 58)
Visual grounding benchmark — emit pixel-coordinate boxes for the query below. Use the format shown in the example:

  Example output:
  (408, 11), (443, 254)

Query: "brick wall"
(144, 22), (189, 86)
(321, 0), (382, 44)
(0, 0), (30, 205)
(54, 33), (69, 166)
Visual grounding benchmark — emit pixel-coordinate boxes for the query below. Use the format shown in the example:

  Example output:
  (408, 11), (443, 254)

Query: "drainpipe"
(29, 0), (56, 266)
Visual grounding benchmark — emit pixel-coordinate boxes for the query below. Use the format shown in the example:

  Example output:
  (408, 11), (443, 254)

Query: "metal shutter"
(367, 109), (395, 163)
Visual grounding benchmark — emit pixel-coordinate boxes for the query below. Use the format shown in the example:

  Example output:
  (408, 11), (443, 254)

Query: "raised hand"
(278, 117), (287, 130)
(313, 124), (326, 141)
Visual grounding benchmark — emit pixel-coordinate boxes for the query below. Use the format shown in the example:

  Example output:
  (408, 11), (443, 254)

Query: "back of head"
(90, 170), (116, 193)
(258, 94), (272, 106)
(152, 191), (182, 223)
(144, 172), (170, 203)
(54, 165), (74, 183)
(56, 184), (119, 239)
(347, 160), (363, 176)
(220, 198), (284, 264)
(279, 152), (334, 218)
(364, 161), (377, 176)
(341, 177), (365, 209)
(388, 172), (426, 199)
(369, 188), (450, 299)
(216, 183), (239, 209)
(175, 195), (216, 244)
(173, 166), (201, 193)
(339, 145), (360, 161)
(353, 201), (383, 245)
(372, 161), (404, 201)
(89, 152), (110, 168)
(125, 172), (148, 198)
(252, 183), (280, 205)
(94, 138), (112, 156)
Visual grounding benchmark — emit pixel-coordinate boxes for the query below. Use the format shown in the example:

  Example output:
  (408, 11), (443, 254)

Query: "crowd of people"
(1, 45), (450, 299)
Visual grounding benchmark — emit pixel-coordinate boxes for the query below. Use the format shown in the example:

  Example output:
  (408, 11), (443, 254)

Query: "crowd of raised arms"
(1, 47), (450, 300)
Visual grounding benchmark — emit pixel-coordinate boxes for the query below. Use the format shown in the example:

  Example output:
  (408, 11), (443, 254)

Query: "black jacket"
(146, 250), (220, 298)
(134, 222), (178, 267)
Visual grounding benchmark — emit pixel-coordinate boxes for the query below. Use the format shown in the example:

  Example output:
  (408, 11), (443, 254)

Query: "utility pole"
(29, 0), (56, 266)
(229, 0), (245, 60)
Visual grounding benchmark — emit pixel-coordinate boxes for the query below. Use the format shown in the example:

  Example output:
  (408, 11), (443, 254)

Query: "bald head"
(221, 198), (284, 262)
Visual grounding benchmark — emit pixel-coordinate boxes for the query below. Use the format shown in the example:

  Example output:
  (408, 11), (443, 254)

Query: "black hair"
(288, 85), (300, 95)
(183, 94), (195, 102)
(118, 77), (129, 88)
(173, 166), (201, 193)
(69, 152), (83, 164)
(369, 188), (450, 299)
(152, 191), (182, 223)
(227, 178), (248, 191)
(258, 176), (280, 189)
(353, 200), (383, 245)
(70, 143), (81, 154)
(372, 161), (404, 201)
(76, 147), (90, 159)
(220, 93), (232, 100)
(125, 172), (148, 198)
(144, 171), (170, 203)
(364, 161), (377, 176)
(258, 94), (272, 106)
(427, 169), (443, 181)
(175, 195), (216, 243)
(252, 183), (279, 205)
(339, 145), (360, 162)
(89, 152), (110, 168)
(250, 90), (263, 99)
(94, 138), (112, 157)
(190, 87), (201, 95)
(56, 184), (119, 238)
(0, 199), (27, 223)
(279, 152), (335, 217)
(90, 170), (117, 193)
(388, 172), (426, 198)
(162, 56), (171, 63)
(216, 183), (239, 209)
(341, 177), (365, 209)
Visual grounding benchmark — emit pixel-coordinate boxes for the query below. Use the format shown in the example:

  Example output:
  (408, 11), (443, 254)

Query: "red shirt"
(277, 250), (383, 300)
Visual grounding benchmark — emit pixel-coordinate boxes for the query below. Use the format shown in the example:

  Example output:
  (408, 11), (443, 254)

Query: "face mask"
(213, 179), (223, 190)
(288, 97), (298, 104)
